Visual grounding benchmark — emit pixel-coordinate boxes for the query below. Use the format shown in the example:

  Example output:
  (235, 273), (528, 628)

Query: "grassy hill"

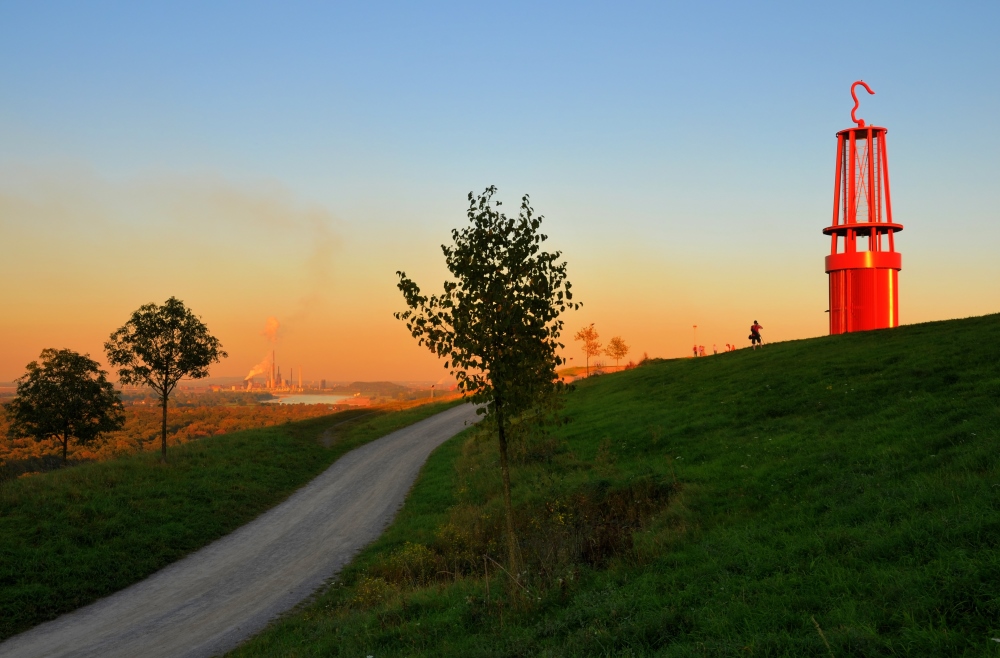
(0, 400), (460, 641)
(328, 381), (414, 397)
(230, 314), (1000, 657)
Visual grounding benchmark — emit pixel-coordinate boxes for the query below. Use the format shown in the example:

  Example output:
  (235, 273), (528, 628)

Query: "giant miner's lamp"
(825, 80), (903, 334)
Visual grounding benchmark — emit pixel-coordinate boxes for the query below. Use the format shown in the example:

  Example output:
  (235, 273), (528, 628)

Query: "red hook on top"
(851, 80), (875, 127)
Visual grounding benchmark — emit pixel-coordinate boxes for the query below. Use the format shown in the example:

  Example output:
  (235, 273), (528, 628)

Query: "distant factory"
(243, 350), (306, 392)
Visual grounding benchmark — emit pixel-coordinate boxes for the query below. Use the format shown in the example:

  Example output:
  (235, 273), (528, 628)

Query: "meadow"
(0, 399), (460, 641)
(0, 390), (448, 482)
(0, 401), (329, 476)
(228, 314), (1000, 657)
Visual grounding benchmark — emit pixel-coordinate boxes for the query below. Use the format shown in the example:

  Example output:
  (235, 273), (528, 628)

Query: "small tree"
(396, 186), (578, 579)
(574, 323), (602, 377)
(105, 297), (227, 462)
(605, 336), (630, 368)
(6, 349), (125, 463)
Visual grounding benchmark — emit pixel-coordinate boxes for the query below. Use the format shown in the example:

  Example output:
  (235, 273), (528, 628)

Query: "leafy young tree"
(105, 297), (227, 462)
(396, 186), (579, 578)
(6, 349), (125, 463)
(605, 335), (630, 368)
(574, 323), (602, 377)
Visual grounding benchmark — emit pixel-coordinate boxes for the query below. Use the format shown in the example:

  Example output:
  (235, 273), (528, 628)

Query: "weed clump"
(355, 419), (677, 610)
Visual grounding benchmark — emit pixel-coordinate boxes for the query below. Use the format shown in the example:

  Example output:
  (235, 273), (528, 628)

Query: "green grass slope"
(0, 400), (459, 641)
(230, 314), (1000, 657)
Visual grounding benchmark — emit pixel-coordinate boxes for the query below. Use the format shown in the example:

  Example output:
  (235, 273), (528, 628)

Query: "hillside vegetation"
(0, 400), (460, 641)
(0, 402), (339, 480)
(230, 314), (1000, 657)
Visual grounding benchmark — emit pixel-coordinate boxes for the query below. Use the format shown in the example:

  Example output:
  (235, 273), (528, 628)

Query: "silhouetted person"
(692, 344), (698, 358)
(750, 320), (763, 350)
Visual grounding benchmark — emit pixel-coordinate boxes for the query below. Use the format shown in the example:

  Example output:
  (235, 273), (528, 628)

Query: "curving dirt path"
(0, 404), (480, 658)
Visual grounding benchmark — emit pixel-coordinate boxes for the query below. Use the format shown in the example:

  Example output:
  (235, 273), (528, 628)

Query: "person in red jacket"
(749, 321), (763, 349)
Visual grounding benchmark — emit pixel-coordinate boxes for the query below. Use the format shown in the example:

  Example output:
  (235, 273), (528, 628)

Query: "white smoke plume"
(245, 353), (273, 381)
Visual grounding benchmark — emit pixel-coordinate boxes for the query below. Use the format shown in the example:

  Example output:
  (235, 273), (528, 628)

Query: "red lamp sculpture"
(825, 81), (902, 334)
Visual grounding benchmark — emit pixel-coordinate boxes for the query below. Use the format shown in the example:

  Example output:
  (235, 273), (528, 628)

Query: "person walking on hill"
(692, 344), (698, 358)
(749, 320), (763, 350)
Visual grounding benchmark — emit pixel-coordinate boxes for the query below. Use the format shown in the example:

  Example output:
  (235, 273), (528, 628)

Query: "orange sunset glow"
(1, 163), (998, 385)
(2, 1), (998, 386)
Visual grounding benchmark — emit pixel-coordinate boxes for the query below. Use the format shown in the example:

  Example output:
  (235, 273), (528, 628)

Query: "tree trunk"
(62, 434), (68, 464)
(160, 394), (169, 462)
(494, 401), (520, 584)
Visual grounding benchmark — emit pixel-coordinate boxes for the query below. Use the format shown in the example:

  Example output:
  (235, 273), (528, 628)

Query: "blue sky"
(1, 1), (998, 380)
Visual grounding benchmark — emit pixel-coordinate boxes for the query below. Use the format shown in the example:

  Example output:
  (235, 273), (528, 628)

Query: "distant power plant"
(243, 351), (308, 392)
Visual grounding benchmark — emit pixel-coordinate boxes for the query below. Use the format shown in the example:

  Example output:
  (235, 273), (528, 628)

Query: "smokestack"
(271, 350), (275, 390)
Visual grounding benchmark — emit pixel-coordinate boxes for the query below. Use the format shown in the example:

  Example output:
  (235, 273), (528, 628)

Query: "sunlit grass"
(0, 399), (460, 641)
(230, 314), (1000, 657)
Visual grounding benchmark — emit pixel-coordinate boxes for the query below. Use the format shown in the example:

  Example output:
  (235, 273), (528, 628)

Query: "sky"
(1, 1), (998, 383)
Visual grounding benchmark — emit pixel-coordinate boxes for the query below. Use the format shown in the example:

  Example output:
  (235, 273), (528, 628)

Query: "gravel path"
(0, 404), (480, 658)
